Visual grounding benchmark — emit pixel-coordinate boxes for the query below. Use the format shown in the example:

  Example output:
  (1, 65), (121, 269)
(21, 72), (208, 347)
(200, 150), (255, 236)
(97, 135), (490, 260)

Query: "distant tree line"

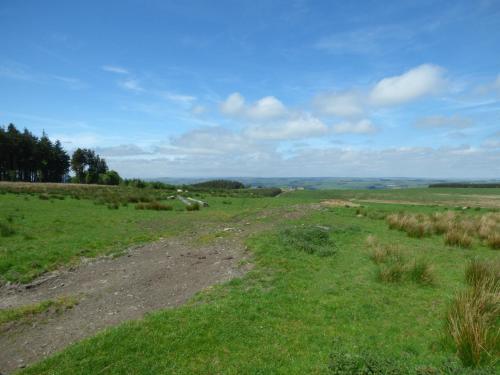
(0, 123), (70, 182)
(429, 183), (500, 188)
(191, 179), (245, 189)
(0, 123), (121, 185)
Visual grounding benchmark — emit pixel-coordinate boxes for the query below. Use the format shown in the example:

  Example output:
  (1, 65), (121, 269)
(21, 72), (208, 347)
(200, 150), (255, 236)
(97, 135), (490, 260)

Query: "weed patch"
(279, 226), (336, 257)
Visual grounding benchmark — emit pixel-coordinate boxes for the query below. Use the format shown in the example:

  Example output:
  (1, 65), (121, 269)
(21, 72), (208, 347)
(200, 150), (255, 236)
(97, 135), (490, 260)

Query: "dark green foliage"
(0, 123), (70, 182)
(185, 202), (200, 211)
(191, 179), (245, 189)
(279, 226), (335, 256)
(0, 221), (16, 237)
(135, 202), (173, 211)
(71, 148), (117, 184)
(98, 170), (122, 185)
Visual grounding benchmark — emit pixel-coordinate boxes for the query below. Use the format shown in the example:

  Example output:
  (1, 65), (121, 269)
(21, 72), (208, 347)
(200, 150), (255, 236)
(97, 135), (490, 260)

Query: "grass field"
(1, 183), (499, 373)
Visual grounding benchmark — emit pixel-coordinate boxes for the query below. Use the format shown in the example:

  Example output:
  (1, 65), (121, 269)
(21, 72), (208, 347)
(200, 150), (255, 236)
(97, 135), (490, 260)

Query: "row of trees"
(0, 123), (70, 182)
(0, 123), (121, 185)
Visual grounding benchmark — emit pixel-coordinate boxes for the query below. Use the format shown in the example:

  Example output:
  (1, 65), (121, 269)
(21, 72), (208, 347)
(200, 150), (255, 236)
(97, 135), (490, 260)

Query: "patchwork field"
(0, 183), (498, 374)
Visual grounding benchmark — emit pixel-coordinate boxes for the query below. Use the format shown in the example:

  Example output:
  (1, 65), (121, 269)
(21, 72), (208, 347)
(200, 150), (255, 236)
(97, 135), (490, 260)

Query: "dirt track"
(0, 205), (314, 374)
(0, 226), (251, 373)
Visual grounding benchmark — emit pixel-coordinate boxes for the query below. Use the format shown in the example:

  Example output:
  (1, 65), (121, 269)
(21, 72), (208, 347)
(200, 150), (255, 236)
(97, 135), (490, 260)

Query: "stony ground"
(0, 227), (252, 373)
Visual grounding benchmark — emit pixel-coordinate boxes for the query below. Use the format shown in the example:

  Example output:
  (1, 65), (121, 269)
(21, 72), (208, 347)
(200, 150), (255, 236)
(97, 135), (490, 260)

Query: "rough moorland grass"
(0, 296), (78, 328)
(367, 239), (435, 285)
(19, 205), (499, 374)
(386, 211), (500, 250)
(279, 225), (336, 256)
(445, 269), (499, 367)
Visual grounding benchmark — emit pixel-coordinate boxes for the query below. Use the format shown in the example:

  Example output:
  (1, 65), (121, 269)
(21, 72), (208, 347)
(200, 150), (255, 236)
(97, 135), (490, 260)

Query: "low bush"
(186, 202), (200, 211)
(279, 226), (336, 257)
(38, 193), (50, 200)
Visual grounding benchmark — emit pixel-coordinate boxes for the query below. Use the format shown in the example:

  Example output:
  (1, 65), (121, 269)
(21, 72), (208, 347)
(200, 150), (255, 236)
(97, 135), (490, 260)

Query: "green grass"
(0, 191), (301, 283)
(20, 201), (499, 374)
(1, 185), (499, 373)
(0, 296), (78, 327)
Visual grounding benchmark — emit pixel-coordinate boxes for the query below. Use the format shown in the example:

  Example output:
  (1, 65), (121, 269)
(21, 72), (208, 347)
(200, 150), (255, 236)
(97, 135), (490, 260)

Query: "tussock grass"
(486, 233), (500, 250)
(367, 237), (435, 285)
(387, 211), (500, 250)
(444, 229), (473, 248)
(445, 258), (499, 367)
(408, 259), (435, 285)
(279, 226), (336, 257)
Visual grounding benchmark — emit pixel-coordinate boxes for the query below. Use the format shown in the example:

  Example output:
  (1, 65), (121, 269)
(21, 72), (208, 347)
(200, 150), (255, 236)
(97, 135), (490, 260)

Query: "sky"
(1, 0), (499, 178)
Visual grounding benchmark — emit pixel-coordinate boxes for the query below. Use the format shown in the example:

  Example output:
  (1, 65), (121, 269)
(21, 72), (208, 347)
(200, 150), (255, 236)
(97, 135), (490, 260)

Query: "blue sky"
(1, 0), (499, 178)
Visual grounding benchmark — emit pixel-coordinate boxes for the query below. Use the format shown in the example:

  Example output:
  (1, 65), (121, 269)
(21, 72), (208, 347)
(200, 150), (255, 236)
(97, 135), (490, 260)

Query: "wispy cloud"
(102, 65), (129, 74)
(118, 79), (143, 92)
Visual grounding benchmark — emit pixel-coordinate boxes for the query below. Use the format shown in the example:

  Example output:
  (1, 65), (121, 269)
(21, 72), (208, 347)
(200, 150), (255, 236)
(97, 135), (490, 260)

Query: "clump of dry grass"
(444, 229), (473, 248)
(377, 262), (405, 283)
(387, 210), (500, 250)
(367, 240), (435, 286)
(486, 233), (500, 250)
(465, 258), (500, 289)
(408, 259), (435, 285)
(445, 261), (499, 367)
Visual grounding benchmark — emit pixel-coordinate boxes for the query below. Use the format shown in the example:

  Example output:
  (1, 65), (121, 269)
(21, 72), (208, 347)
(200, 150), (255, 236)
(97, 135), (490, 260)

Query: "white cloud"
(414, 115), (472, 129)
(102, 65), (129, 74)
(163, 92), (197, 103)
(119, 79), (143, 92)
(370, 64), (445, 106)
(245, 113), (328, 140)
(333, 119), (378, 134)
(314, 91), (364, 117)
(247, 96), (287, 119)
(220, 92), (287, 119)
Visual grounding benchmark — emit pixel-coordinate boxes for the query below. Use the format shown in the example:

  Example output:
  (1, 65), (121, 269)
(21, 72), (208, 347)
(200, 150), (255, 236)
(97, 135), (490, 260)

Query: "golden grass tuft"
(444, 229), (473, 248)
(445, 270), (499, 367)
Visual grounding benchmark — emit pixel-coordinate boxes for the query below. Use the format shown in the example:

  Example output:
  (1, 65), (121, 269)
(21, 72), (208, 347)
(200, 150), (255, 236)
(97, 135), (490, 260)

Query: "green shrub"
(279, 226), (335, 257)
(38, 193), (50, 200)
(186, 202), (200, 211)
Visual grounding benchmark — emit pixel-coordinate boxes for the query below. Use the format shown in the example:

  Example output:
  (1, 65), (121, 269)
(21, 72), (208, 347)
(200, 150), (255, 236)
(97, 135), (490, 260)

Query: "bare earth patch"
(0, 204), (315, 374)
(0, 228), (252, 373)
(320, 199), (360, 207)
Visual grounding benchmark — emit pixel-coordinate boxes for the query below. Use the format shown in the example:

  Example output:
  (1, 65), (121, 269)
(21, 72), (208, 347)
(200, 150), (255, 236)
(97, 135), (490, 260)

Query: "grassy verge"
(21, 205), (498, 374)
(0, 296), (78, 328)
